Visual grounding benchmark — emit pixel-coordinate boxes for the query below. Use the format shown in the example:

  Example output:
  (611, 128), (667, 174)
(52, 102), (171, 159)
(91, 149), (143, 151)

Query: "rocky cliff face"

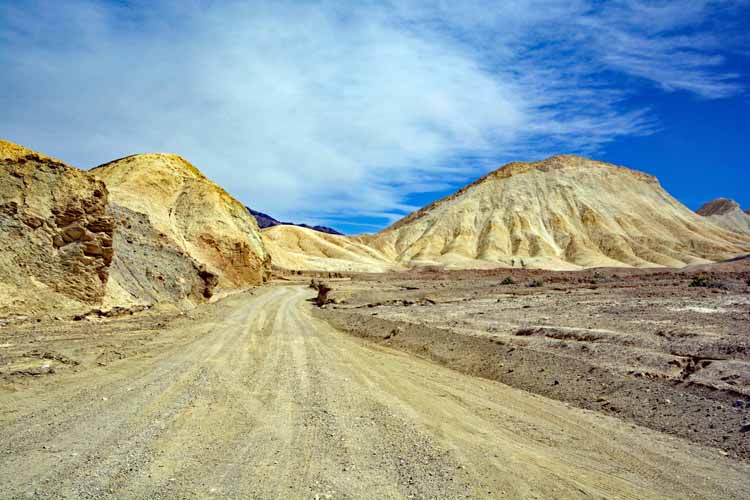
(103, 204), (218, 308)
(0, 140), (114, 315)
(370, 155), (750, 270)
(1, 140), (273, 316)
(92, 154), (270, 290)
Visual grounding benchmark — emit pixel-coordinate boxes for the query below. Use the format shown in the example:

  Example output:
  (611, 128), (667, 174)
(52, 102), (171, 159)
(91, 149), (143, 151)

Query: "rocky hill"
(696, 198), (750, 235)
(4, 140), (748, 300)
(247, 207), (343, 235)
(0, 140), (114, 315)
(368, 155), (750, 270)
(92, 154), (270, 298)
(0, 140), (271, 316)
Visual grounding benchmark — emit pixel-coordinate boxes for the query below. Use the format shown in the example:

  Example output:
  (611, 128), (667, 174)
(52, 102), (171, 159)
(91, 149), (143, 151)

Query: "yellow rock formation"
(92, 154), (270, 288)
(0, 140), (114, 315)
(262, 225), (395, 272)
(369, 155), (750, 270)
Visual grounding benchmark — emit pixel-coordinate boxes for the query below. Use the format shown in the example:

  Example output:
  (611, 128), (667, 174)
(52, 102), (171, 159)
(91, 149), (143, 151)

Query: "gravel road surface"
(1, 286), (747, 499)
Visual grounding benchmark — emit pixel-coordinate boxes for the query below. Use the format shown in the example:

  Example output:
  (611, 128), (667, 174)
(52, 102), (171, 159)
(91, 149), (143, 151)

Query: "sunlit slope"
(370, 155), (750, 270)
(92, 154), (270, 288)
(262, 225), (396, 272)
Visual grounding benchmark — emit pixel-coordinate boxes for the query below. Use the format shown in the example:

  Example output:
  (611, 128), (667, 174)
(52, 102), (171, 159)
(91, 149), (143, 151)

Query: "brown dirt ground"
(313, 259), (750, 461)
(2, 262), (750, 498)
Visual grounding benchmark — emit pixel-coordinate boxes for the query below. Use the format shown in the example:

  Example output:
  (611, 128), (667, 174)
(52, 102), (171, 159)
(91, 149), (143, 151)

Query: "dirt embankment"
(315, 264), (750, 460)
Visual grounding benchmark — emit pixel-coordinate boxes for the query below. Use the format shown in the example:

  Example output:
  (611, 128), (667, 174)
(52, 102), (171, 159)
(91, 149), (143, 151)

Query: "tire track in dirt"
(1, 285), (749, 499)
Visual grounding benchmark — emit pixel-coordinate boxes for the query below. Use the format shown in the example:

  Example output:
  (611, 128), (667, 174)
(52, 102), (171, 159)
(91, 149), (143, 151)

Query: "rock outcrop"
(696, 198), (750, 235)
(369, 155), (750, 270)
(92, 154), (270, 291)
(103, 204), (219, 308)
(0, 140), (114, 315)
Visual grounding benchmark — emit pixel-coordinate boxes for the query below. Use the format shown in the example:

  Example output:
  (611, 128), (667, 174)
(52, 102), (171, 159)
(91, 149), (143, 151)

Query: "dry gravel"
(317, 264), (750, 460)
(1, 283), (749, 499)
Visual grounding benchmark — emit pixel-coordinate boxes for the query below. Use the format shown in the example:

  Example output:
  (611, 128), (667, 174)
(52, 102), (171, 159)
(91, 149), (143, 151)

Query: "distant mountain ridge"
(3, 136), (748, 282)
(247, 208), (343, 235)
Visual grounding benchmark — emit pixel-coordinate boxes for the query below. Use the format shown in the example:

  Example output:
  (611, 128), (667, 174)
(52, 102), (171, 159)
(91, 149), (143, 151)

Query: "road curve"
(1, 285), (748, 499)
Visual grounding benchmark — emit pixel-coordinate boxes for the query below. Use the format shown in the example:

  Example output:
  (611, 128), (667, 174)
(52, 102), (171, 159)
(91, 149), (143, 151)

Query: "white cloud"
(0, 0), (744, 231)
(581, 0), (744, 98)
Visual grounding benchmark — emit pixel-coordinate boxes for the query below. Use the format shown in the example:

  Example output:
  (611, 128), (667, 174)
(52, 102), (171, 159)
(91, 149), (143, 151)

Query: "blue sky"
(1, 0), (748, 234)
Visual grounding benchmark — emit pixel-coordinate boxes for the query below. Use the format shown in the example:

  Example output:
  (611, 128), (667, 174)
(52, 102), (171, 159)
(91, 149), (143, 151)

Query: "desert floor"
(1, 266), (749, 499)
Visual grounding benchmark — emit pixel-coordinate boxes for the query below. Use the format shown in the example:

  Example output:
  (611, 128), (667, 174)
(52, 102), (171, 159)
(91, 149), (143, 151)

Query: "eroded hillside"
(369, 155), (750, 270)
(0, 140), (114, 315)
(262, 224), (395, 272)
(0, 140), (271, 316)
(92, 154), (271, 305)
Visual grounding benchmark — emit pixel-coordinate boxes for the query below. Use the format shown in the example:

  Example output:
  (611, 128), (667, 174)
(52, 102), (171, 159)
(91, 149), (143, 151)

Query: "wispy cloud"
(0, 1), (745, 232)
(582, 0), (745, 98)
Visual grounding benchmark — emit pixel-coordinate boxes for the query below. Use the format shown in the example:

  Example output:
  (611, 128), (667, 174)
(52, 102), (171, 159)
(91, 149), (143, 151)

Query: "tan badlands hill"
(4, 139), (748, 304)
(697, 198), (750, 235)
(262, 224), (395, 272)
(0, 139), (271, 316)
(0, 139), (114, 315)
(91, 154), (270, 298)
(368, 155), (750, 270)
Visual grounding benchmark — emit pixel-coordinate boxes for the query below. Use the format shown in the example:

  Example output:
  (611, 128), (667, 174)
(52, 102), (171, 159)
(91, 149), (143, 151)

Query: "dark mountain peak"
(247, 208), (282, 229)
(696, 198), (741, 217)
(247, 207), (343, 235)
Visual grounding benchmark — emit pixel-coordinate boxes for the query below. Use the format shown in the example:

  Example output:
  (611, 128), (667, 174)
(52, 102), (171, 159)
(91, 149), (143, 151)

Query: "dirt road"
(1, 286), (748, 499)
